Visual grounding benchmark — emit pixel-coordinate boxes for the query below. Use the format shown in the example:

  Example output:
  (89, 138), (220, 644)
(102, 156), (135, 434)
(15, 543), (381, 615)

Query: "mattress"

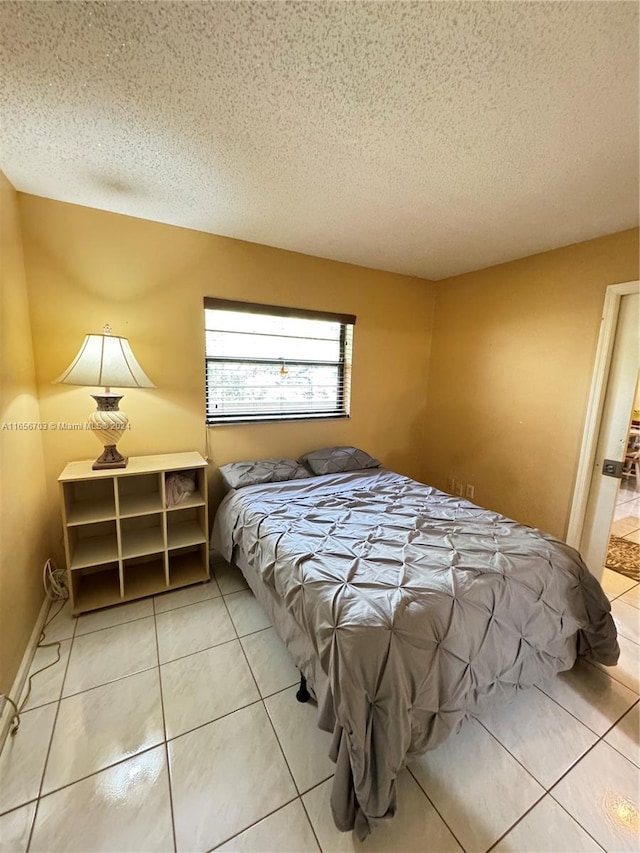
(212, 468), (619, 838)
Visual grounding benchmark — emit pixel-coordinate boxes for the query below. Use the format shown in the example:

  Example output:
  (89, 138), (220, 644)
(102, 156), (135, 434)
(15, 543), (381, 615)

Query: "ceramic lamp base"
(92, 445), (128, 470)
(90, 394), (129, 469)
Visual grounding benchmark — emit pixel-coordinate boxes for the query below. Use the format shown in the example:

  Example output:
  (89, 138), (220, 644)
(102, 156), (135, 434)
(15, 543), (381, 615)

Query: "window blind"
(204, 299), (354, 424)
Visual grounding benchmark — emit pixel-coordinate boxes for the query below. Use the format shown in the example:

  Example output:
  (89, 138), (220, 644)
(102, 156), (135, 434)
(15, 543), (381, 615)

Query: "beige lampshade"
(54, 333), (156, 389)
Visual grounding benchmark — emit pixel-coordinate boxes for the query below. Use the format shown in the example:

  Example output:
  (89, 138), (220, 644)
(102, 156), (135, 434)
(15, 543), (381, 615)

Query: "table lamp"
(54, 324), (156, 469)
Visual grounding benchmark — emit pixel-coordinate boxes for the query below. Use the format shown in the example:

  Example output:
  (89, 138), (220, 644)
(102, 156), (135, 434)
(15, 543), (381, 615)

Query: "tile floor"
(611, 480), (640, 544)
(0, 561), (638, 853)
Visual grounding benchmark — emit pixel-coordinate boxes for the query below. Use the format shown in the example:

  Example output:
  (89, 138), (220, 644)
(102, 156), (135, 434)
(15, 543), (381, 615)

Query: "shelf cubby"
(65, 478), (116, 526)
(68, 521), (119, 570)
(120, 514), (165, 559)
(123, 555), (167, 599)
(165, 468), (207, 511)
(71, 563), (122, 612)
(59, 452), (209, 614)
(118, 473), (163, 517)
(168, 545), (209, 588)
(167, 506), (206, 550)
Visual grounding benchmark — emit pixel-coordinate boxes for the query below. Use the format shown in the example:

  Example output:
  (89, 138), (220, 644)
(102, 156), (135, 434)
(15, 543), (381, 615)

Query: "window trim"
(204, 298), (355, 426)
(203, 297), (356, 326)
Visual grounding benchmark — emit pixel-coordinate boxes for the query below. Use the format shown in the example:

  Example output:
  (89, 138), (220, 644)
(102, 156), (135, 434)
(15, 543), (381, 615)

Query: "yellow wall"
(18, 194), (436, 561)
(0, 174), (50, 693)
(425, 228), (640, 539)
(6, 183), (638, 685)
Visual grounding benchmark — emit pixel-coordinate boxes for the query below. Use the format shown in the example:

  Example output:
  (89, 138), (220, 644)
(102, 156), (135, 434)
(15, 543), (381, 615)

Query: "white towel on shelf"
(165, 472), (196, 507)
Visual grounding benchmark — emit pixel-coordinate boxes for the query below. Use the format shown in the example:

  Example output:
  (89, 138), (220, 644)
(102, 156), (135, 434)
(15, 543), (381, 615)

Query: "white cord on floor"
(43, 557), (68, 601)
(4, 560), (68, 737)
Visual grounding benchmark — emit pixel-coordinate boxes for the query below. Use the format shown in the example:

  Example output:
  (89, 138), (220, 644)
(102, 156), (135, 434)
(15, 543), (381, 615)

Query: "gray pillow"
(219, 458), (312, 490)
(300, 446), (380, 475)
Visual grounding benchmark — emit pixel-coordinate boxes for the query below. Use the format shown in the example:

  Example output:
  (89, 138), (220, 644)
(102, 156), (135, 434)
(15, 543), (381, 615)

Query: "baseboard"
(0, 595), (50, 753)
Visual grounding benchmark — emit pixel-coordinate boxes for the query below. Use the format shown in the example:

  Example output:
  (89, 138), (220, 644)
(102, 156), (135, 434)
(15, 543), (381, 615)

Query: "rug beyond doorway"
(606, 536), (640, 581)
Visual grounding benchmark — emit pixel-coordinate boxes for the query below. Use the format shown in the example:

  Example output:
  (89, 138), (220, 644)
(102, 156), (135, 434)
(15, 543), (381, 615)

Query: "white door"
(579, 292), (639, 578)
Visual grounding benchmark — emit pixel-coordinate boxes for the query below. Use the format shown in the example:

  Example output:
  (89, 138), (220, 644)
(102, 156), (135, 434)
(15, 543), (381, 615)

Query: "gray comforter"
(212, 468), (619, 838)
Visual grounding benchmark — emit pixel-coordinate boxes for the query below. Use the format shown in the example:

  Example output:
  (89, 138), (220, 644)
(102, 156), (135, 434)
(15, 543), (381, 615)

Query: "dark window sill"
(206, 413), (350, 427)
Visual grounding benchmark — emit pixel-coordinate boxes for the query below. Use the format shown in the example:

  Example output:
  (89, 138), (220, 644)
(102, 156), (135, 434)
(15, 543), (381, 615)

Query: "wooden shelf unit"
(59, 452), (209, 615)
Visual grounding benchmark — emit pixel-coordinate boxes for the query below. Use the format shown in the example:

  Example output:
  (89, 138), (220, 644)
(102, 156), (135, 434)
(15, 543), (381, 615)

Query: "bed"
(212, 464), (619, 839)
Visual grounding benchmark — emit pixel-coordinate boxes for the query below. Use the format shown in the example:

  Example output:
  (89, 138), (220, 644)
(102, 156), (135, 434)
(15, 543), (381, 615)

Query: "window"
(204, 298), (355, 424)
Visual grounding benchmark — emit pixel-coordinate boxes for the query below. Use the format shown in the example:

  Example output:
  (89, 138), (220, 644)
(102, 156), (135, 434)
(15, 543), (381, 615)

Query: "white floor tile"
(537, 658), (638, 735)
(479, 686), (597, 788)
(30, 746), (174, 853)
(303, 771), (463, 853)
(614, 500), (640, 521)
(624, 529), (640, 544)
(169, 703), (297, 852)
(604, 702), (640, 768)
(594, 634), (640, 696)
(611, 598), (640, 644)
(620, 583), (640, 610)
(616, 486), (640, 502)
(601, 569), (637, 600)
(161, 640), (259, 739)
(216, 799), (319, 853)
(492, 795), (603, 852)
(611, 516), (640, 538)
(409, 718), (544, 853)
(240, 627), (300, 697)
(154, 577), (221, 613)
(225, 590), (272, 637)
(19, 639), (71, 711)
(0, 801), (36, 853)
(42, 669), (164, 794)
(552, 741), (639, 852)
(0, 703), (57, 815)
(10, 569), (640, 853)
(41, 599), (76, 643)
(212, 560), (249, 594)
(62, 616), (157, 696)
(264, 686), (335, 793)
(155, 596), (235, 663)
(75, 597), (154, 635)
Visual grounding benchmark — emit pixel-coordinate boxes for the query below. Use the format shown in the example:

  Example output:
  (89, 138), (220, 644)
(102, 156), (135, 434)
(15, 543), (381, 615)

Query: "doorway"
(567, 281), (640, 579)
(607, 391), (640, 580)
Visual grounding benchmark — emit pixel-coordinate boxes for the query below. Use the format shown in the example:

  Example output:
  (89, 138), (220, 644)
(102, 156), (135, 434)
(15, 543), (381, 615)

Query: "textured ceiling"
(1, 1), (638, 280)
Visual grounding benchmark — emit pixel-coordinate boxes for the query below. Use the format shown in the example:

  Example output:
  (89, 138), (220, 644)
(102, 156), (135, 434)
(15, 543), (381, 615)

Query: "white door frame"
(566, 279), (640, 547)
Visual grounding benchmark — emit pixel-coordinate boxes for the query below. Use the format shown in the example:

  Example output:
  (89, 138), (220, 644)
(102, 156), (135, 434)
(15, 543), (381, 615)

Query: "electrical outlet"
(466, 484), (475, 500)
(456, 483), (464, 497)
(446, 476), (455, 493)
